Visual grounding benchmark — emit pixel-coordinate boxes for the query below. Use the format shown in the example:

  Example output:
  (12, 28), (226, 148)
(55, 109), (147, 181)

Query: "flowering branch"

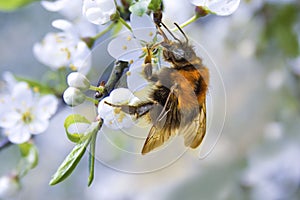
(99, 60), (130, 98)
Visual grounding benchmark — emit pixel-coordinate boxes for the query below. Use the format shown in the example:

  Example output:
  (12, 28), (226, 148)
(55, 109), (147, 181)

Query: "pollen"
(61, 47), (71, 60)
(113, 107), (121, 114)
(142, 47), (147, 53)
(126, 71), (131, 76)
(149, 32), (153, 37)
(55, 35), (63, 43)
(70, 64), (78, 71)
(127, 36), (132, 41)
(129, 60), (134, 64)
(22, 111), (34, 124)
(117, 112), (126, 122)
(122, 45), (127, 50)
(33, 86), (40, 93)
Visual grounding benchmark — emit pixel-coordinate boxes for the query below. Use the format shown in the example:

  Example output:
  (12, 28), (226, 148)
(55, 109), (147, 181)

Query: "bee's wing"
(141, 90), (179, 155)
(182, 100), (206, 148)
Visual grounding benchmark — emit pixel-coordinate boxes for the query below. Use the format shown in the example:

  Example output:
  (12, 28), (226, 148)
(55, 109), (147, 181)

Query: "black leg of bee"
(104, 101), (154, 118)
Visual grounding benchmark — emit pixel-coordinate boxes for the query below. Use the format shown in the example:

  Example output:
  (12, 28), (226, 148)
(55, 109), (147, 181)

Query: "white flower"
(41, 0), (83, 20)
(107, 14), (156, 61)
(82, 0), (117, 25)
(190, 0), (240, 16)
(0, 82), (58, 144)
(63, 87), (86, 106)
(0, 175), (20, 199)
(67, 72), (90, 91)
(242, 145), (300, 200)
(52, 18), (98, 38)
(98, 88), (138, 129)
(33, 32), (91, 74)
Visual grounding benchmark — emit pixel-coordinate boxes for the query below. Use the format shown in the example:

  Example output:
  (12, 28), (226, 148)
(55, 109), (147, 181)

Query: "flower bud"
(0, 174), (20, 199)
(67, 72), (90, 91)
(63, 87), (86, 106)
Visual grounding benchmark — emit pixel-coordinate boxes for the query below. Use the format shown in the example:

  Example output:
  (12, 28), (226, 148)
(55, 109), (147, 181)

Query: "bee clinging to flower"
(105, 22), (209, 154)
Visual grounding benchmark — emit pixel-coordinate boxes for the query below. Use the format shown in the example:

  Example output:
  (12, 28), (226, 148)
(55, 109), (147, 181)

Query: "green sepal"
(129, 0), (150, 16)
(148, 0), (162, 12)
(64, 114), (91, 143)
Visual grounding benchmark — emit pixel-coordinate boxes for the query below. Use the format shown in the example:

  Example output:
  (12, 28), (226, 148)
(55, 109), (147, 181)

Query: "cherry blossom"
(98, 88), (139, 129)
(41, 0), (83, 20)
(0, 82), (58, 144)
(190, 0), (240, 16)
(82, 0), (117, 25)
(33, 31), (91, 74)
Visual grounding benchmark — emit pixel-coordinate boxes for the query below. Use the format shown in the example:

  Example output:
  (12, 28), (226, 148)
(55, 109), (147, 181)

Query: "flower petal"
(6, 125), (31, 144)
(208, 0), (240, 16)
(110, 88), (135, 104)
(130, 14), (156, 42)
(0, 111), (20, 129)
(107, 34), (142, 61)
(35, 95), (58, 119)
(41, 0), (65, 12)
(28, 119), (49, 134)
(83, 0), (116, 25)
(42, 0), (83, 20)
(98, 96), (113, 118)
(127, 59), (153, 100)
(2, 71), (17, 91)
(189, 0), (207, 6)
(52, 19), (73, 32)
(71, 41), (91, 75)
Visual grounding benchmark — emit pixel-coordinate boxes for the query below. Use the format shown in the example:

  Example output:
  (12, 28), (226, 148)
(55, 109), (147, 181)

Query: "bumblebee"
(106, 22), (209, 154)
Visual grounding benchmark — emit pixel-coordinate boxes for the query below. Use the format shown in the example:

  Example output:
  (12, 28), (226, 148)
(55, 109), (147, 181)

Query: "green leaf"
(88, 132), (97, 186)
(275, 26), (299, 58)
(129, 0), (150, 16)
(19, 142), (32, 157)
(64, 114), (91, 143)
(148, 0), (162, 11)
(49, 122), (100, 186)
(18, 142), (39, 177)
(0, 0), (39, 11)
(15, 76), (55, 95)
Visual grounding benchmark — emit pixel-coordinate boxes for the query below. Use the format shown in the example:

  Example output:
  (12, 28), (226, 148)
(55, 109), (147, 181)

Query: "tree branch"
(95, 60), (129, 99)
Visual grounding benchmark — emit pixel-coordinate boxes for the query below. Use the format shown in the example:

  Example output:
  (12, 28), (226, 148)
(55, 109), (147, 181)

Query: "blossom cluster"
(0, 73), (58, 144)
(0, 0), (241, 193)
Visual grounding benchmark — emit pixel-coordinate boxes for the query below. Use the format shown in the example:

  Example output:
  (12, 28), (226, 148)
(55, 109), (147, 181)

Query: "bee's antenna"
(156, 23), (169, 42)
(160, 22), (181, 43)
(174, 23), (188, 43)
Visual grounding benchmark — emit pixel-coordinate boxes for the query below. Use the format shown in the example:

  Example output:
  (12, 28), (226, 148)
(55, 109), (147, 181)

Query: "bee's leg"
(143, 63), (152, 80)
(104, 101), (154, 118)
(142, 63), (158, 82)
(142, 46), (159, 82)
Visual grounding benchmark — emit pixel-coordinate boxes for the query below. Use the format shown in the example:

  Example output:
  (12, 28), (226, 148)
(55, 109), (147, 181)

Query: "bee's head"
(157, 23), (196, 67)
(161, 41), (196, 65)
